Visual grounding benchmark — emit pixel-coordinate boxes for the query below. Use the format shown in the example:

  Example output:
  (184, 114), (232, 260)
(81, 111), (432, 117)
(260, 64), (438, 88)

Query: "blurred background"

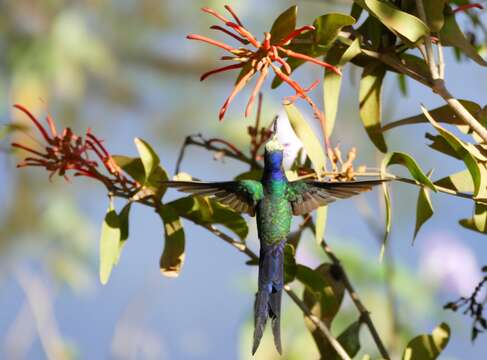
(0, 0), (486, 359)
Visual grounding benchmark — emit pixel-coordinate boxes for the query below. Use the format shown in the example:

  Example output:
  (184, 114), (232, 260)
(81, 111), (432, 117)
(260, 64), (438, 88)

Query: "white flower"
(275, 112), (306, 169)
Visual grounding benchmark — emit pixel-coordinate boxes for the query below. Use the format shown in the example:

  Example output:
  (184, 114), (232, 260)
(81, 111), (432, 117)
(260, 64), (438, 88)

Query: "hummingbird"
(163, 136), (384, 355)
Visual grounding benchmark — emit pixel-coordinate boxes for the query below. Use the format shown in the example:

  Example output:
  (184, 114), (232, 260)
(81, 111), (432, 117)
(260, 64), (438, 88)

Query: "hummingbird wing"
(287, 179), (386, 215)
(162, 180), (264, 216)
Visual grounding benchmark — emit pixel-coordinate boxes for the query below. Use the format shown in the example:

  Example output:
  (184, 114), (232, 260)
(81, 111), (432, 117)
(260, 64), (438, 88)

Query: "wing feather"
(287, 179), (386, 216)
(162, 180), (264, 216)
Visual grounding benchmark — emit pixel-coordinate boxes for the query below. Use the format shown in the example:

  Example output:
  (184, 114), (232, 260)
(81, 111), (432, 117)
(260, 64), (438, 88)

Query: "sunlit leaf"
(313, 13), (356, 47)
(284, 103), (327, 173)
(441, 12), (487, 67)
(270, 6), (297, 44)
(459, 203), (487, 234)
(134, 137), (161, 181)
(112, 154), (169, 198)
(358, 0), (430, 43)
(99, 201), (121, 285)
(324, 39), (361, 135)
(422, 106), (487, 199)
(284, 244), (297, 284)
(158, 205), (185, 277)
(315, 206), (328, 244)
(414, 187), (434, 242)
(435, 169), (474, 193)
(382, 152), (436, 191)
(359, 63), (387, 152)
(423, 0), (446, 32)
(402, 322), (450, 360)
(382, 101), (481, 132)
(112, 155), (146, 184)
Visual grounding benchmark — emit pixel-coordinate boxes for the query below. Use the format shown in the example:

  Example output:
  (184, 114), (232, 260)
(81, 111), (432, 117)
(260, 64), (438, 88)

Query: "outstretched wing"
(162, 180), (264, 216)
(287, 179), (386, 215)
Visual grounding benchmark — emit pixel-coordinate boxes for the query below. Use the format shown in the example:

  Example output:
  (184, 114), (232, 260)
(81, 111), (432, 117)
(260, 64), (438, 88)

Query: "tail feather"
(252, 240), (285, 355)
(252, 291), (270, 355)
(270, 290), (282, 354)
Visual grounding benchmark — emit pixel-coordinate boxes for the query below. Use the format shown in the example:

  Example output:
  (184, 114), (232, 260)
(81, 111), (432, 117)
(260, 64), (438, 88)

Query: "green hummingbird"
(163, 136), (384, 355)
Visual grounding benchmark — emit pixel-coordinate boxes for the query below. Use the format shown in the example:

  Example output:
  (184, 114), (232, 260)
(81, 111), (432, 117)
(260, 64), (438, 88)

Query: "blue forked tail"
(252, 240), (285, 355)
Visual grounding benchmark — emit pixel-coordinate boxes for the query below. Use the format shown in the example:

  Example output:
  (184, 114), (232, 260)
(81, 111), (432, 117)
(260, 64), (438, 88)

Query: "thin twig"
(415, 0), (487, 143)
(174, 134), (255, 174)
(284, 285), (352, 360)
(316, 234), (391, 360)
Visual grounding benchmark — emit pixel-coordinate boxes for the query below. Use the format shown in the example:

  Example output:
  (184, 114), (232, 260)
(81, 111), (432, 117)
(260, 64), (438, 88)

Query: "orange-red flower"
(187, 5), (341, 121)
(11, 104), (135, 191)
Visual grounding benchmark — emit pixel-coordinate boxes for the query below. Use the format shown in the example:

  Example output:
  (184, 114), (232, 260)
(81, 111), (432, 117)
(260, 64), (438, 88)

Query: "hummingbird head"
(264, 135), (284, 171)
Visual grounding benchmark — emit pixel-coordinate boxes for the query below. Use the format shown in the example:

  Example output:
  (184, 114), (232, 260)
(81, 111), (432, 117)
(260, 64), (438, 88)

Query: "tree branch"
(415, 0), (487, 143)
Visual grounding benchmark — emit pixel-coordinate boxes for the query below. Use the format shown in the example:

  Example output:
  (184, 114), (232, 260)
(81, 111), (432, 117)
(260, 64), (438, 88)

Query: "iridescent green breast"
(256, 181), (292, 245)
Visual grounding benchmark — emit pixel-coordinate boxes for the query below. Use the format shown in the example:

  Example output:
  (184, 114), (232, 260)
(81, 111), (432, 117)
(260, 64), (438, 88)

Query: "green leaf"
(422, 105), (487, 199)
(284, 103), (327, 174)
(112, 155), (169, 198)
(382, 152), (436, 191)
(116, 202), (132, 264)
(284, 244), (297, 284)
(414, 187), (434, 242)
(441, 12), (487, 67)
(324, 39), (361, 135)
(459, 203), (487, 234)
(331, 321), (362, 360)
(134, 137), (160, 182)
(313, 13), (356, 47)
(99, 201), (122, 285)
(435, 169), (474, 193)
(270, 6), (297, 44)
(402, 323), (450, 360)
(425, 133), (460, 159)
(302, 263), (346, 355)
(112, 155), (146, 184)
(302, 263), (345, 322)
(359, 0), (430, 43)
(423, 0), (446, 32)
(359, 63), (387, 152)
(382, 101), (481, 132)
(158, 205), (185, 277)
(296, 264), (327, 292)
(315, 206), (328, 244)
(398, 73), (408, 96)
(168, 196), (248, 240)
(351, 2), (363, 21)
(234, 169), (262, 181)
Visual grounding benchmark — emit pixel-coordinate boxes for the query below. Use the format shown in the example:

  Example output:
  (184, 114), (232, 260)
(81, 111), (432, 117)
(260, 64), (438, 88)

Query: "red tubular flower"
(187, 5), (341, 121)
(453, 3), (483, 13)
(11, 105), (136, 191)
